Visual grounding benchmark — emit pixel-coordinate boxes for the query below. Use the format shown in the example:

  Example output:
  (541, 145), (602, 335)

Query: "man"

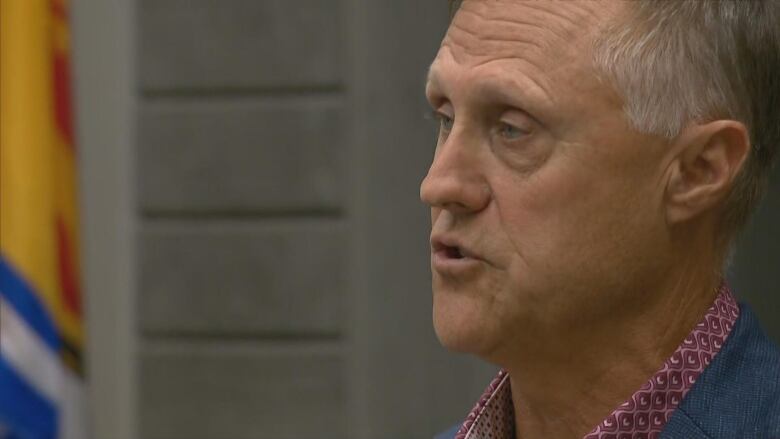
(420, 1), (780, 438)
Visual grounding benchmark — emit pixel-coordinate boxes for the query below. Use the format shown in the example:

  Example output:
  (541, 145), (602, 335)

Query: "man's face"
(421, 0), (674, 360)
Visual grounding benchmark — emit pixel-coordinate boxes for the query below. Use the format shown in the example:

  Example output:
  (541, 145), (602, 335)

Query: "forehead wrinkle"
(450, 49), (554, 103)
(441, 16), (555, 102)
(520, 1), (601, 29)
(522, 0), (622, 45)
(462, 0), (612, 54)
(454, 6), (559, 48)
(448, 2), (598, 71)
(435, 1), (618, 117)
(430, 47), (555, 109)
(443, 11), (550, 73)
(447, 20), (546, 56)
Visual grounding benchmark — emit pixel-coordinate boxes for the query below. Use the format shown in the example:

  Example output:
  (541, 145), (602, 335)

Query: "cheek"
(492, 164), (595, 256)
(491, 157), (657, 283)
(527, 166), (668, 292)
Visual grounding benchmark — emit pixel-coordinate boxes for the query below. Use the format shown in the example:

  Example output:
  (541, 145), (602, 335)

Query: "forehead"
(428, 0), (621, 109)
(445, 0), (607, 57)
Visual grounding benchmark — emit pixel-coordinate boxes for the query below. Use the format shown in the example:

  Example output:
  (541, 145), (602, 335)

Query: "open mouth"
(433, 240), (469, 260)
(430, 238), (481, 272)
(442, 245), (464, 259)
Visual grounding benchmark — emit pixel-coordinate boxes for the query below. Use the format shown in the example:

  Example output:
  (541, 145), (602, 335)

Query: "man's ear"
(665, 120), (750, 225)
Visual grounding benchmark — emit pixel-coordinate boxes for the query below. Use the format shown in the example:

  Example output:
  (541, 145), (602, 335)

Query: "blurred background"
(1, 1), (778, 438)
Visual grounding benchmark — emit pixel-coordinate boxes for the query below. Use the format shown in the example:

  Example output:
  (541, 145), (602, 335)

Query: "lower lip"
(431, 251), (482, 275)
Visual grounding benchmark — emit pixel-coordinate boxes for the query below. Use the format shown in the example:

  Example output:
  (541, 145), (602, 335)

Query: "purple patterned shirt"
(454, 284), (740, 439)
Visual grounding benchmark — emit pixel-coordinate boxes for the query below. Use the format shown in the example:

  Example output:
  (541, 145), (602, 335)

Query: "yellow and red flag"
(0, 0), (88, 437)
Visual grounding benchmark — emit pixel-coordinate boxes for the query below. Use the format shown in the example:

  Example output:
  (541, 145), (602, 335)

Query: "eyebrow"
(428, 67), (524, 104)
(478, 80), (529, 107)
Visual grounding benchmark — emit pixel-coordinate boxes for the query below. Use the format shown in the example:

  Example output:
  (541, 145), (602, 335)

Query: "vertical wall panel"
(139, 221), (347, 336)
(74, 0), (138, 437)
(140, 345), (347, 439)
(138, 0), (343, 90)
(138, 99), (346, 213)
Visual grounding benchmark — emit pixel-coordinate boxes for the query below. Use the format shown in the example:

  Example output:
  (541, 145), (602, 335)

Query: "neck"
(507, 241), (722, 439)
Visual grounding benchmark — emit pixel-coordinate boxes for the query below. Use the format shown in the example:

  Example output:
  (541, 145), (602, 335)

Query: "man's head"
(420, 0), (779, 361)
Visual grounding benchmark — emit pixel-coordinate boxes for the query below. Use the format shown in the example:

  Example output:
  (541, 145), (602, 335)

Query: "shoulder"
(663, 303), (780, 438)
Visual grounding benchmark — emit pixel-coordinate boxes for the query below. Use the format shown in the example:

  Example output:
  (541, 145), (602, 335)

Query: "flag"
(0, 0), (87, 437)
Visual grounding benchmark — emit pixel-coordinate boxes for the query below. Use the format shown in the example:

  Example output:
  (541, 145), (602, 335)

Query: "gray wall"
(731, 173), (780, 341)
(74, 1), (779, 439)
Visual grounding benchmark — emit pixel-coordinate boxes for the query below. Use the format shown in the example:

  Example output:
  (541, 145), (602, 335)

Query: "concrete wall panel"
(138, 99), (345, 213)
(138, 0), (343, 90)
(139, 343), (346, 439)
(139, 220), (346, 335)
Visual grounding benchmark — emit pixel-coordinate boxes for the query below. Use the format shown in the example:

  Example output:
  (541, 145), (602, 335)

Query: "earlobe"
(665, 121), (750, 225)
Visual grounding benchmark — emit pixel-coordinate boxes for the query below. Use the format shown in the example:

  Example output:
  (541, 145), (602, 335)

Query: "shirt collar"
(454, 283), (740, 439)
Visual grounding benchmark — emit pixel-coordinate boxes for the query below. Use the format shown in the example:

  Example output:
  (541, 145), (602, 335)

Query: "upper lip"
(430, 233), (480, 260)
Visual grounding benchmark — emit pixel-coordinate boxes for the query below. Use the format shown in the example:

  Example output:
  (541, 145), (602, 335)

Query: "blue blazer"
(435, 304), (780, 439)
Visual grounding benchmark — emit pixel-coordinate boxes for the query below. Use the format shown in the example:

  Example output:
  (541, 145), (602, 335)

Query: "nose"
(419, 138), (490, 215)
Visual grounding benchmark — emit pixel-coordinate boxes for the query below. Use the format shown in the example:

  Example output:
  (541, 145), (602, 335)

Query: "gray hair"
(447, 0), (780, 239)
(594, 0), (780, 239)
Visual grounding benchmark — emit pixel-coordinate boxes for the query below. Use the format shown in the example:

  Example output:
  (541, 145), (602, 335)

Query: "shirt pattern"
(454, 283), (740, 439)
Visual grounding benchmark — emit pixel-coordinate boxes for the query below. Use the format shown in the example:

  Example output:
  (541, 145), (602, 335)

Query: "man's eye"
(499, 122), (528, 140)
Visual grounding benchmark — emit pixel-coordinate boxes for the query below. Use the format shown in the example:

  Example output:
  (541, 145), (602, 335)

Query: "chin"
(432, 291), (498, 356)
